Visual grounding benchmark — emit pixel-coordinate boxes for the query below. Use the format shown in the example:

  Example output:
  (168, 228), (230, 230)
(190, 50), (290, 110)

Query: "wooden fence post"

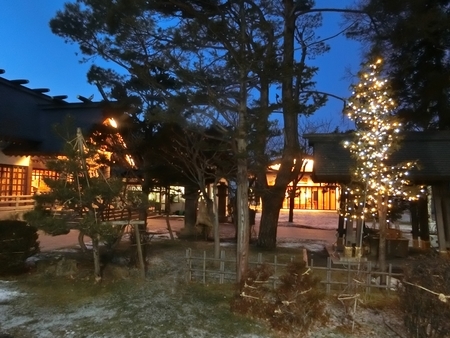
(326, 257), (331, 294)
(387, 264), (392, 295)
(220, 250), (225, 284)
(347, 262), (351, 289)
(185, 248), (192, 282)
(202, 251), (206, 284)
(181, 249), (403, 295)
(366, 261), (372, 296)
(134, 224), (146, 279)
(257, 252), (262, 268)
(273, 255), (278, 289)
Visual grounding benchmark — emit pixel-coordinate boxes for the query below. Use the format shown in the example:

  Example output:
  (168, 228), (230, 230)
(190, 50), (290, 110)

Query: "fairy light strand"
(342, 59), (420, 221)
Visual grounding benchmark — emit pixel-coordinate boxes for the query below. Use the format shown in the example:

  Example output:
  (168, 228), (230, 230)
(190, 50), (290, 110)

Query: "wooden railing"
(102, 207), (141, 222)
(0, 195), (35, 213)
(0, 195), (143, 222)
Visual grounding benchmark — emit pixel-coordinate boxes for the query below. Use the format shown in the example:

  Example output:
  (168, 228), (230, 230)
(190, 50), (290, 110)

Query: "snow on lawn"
(0, 281), (24, 304)
(221, 239), (327, 252)
(278, 240), (327, 252)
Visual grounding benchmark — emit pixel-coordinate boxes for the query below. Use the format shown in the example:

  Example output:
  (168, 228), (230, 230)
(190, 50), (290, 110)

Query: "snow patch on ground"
(220, 239), (326, 252)
(0, 281), (24, 304)
(277, 239), (328, 252)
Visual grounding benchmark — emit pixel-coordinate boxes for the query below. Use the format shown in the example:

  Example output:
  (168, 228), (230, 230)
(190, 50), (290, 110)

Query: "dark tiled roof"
(0, 75), (121, 155)
(304, 131), (450, 183)
(1, 138), (42, 156)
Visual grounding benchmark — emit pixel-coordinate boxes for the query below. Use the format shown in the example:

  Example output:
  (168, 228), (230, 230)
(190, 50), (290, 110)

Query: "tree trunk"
(165, 188), (175, 240)
(377, 194), (388, 284)
(165, 213), (175, 240)
(209, 184), (221, 260)
(257, 191), (285, 249)
(288, 175), (301, 222)
(236, 0), (249, 284)
(257, 0), (302, 248)
(288, 186), (295, 222)
(236, 175), (249, 282)
(92, 234), (101, 282)
(78, 231), (87, 252)
(183, 185), (198, 238)
(139, 191), (148, 228)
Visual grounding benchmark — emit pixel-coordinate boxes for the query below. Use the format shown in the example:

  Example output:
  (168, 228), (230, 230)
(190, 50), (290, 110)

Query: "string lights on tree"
(343, 59), (420, 221)
(343, 58), (422, 272)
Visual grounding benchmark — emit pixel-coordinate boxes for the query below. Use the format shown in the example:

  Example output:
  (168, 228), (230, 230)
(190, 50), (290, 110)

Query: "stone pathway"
(38, 210), (340, 251)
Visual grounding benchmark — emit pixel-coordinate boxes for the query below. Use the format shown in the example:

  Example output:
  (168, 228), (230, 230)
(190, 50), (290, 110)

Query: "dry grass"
(0, 238), (405, 338)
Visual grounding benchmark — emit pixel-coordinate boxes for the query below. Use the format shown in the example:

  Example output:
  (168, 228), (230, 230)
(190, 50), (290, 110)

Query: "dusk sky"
(0, 0), (362, 130)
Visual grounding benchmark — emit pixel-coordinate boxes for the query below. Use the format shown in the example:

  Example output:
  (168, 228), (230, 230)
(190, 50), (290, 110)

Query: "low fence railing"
(185, 249), (403, 295)
(0, 194), (143, 223)
(0, 195), (35, 213)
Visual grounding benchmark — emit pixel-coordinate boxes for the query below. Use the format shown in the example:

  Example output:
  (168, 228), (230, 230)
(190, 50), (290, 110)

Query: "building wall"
(0, 151), (31, 196)
(267, 172), (340, 211)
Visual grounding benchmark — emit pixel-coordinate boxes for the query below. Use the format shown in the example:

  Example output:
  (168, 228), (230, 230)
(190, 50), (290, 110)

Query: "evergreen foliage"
(49, 0), (334, 251)
(24, 128), (126, 280)
(0, 220), (39, 275)
(346, 0), (450, 130)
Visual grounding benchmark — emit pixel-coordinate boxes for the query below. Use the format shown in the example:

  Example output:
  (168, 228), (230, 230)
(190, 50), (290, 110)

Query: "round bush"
(0, 220), (39, 274)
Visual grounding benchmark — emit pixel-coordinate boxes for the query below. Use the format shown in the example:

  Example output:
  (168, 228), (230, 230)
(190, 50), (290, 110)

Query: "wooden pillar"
(443, 183), (450, 248)
(345, 219), (355, 247)
(355, 218), (363, 248)
(26, 156), (34, 195)
(410, 200), (420, 248)
(418, 196), (430, 249)
(432, 184), (448, 254)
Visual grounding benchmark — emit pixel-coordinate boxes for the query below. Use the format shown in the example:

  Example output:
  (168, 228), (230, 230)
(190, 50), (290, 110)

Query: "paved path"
(38, 210), (339, 251)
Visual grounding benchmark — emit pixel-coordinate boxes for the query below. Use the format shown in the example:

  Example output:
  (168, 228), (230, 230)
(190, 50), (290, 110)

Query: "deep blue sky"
(0, 0), (362, 130)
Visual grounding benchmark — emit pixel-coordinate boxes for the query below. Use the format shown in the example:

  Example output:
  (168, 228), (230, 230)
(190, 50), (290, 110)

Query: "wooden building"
(267, 160), (340, 211)
(304, 131), (450, 254)
(0, 70), (118, 218)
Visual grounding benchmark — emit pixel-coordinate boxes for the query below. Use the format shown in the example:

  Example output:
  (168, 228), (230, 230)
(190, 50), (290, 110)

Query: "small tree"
(25, 128), (124, 281)
(344, 59), (417, 276)
(157, 122), (235, 258)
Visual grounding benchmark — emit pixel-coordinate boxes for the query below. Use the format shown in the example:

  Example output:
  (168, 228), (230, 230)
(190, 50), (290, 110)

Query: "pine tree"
(25, 128), (124, 281)
(344, 59), (416, 276)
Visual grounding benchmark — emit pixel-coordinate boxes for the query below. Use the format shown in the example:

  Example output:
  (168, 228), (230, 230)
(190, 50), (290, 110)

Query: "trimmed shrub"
(399, 255), (450, 337)
(0, 220), (39, 274)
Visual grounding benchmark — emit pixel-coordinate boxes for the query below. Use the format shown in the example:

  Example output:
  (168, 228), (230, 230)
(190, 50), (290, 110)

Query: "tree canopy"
(346, 0), (450, 130)
(50, 0), (363, 257)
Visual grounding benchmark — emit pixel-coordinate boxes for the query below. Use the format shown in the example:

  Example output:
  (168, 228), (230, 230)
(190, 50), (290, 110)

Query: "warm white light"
(108, 118), (118, 128)
(340, 58), (420, 221)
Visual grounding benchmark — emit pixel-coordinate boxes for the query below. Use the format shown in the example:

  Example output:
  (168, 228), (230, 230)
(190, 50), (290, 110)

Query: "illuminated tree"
(344, 59), (417, 275)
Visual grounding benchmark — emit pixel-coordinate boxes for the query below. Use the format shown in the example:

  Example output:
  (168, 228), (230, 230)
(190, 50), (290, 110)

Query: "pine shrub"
(0, 220), (39, 274)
